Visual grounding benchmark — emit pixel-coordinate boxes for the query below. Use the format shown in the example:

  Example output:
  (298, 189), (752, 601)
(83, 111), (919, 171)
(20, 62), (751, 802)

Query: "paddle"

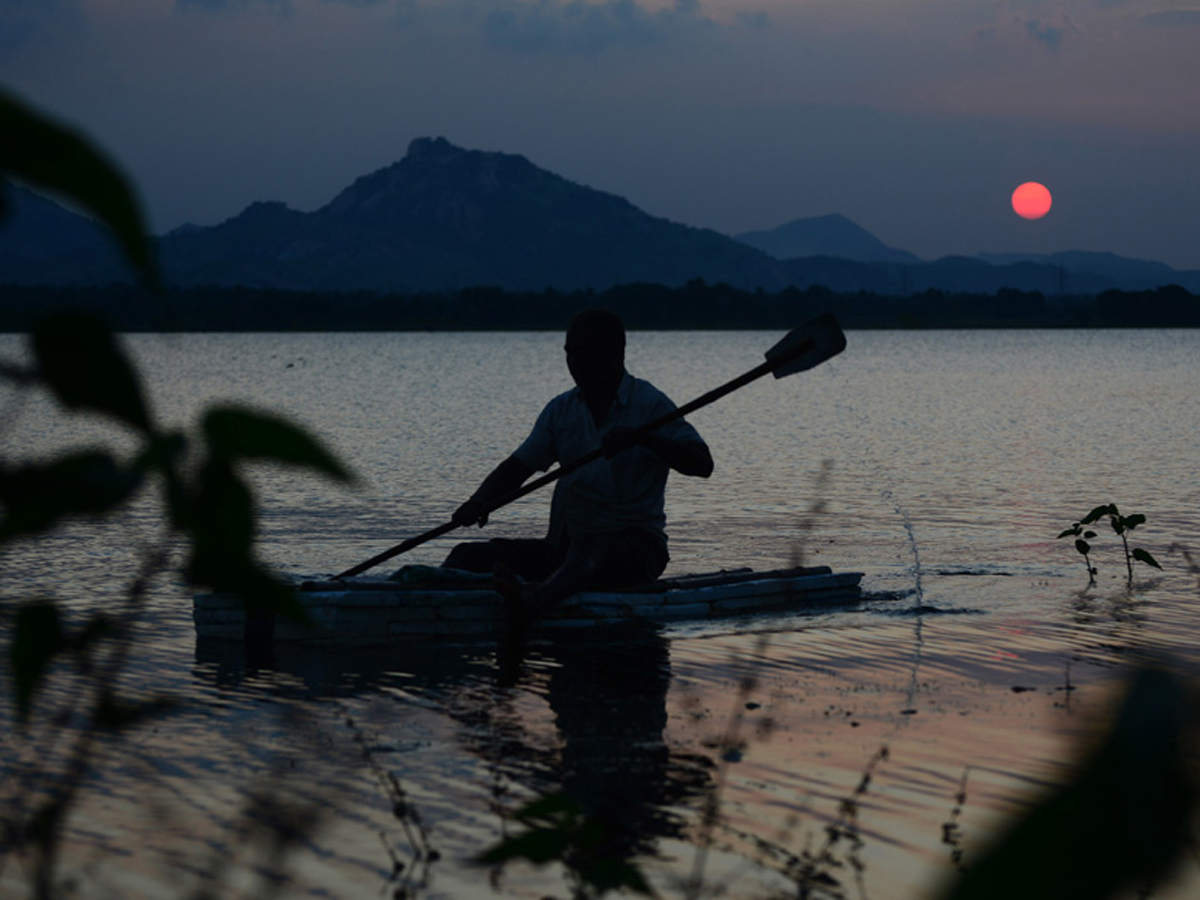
(336, 313), (847, 579)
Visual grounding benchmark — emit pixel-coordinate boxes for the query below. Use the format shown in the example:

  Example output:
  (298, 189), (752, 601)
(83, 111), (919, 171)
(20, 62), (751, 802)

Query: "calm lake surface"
(3, 328), (1200, 899)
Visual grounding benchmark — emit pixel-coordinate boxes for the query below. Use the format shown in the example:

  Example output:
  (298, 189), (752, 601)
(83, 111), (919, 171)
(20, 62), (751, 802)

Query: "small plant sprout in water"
(1058, 504), (1162, 587)
(1057, 521), (1099, 585)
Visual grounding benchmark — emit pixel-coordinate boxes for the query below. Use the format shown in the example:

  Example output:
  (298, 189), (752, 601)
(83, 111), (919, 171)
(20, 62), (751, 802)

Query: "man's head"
(565, 309), (625, 399)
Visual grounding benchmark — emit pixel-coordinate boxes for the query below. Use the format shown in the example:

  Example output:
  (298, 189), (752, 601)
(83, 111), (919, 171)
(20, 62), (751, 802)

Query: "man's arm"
(640, 432), (714, 477)
(452, 454), (536, 527)
(602, 427), (714, 478)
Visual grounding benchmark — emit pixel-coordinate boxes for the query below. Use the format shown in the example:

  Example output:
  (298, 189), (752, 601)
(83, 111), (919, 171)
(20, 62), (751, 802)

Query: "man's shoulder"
(623, 374), (675, 409)
(541, 385), (583, 414)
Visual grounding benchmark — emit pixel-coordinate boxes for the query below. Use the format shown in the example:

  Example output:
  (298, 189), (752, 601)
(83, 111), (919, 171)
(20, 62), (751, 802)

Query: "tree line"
(2, 280), (1198, 332)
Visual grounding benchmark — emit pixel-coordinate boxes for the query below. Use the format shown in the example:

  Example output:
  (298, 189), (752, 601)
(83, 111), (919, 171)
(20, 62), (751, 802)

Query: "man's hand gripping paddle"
(336, 313), (847, 579)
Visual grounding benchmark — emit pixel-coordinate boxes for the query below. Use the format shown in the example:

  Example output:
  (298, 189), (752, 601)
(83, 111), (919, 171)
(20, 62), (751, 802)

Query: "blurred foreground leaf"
(189, 553), (304, 621)
(0, 451), (141, 541)
(182, 460), (307, 621)
(478, 792), (653, 897)
(0, 86), (159, 287)
(202, 406), (354, 483)
(187, 459), (255, 563)
(32, 314), (150, 431)
(179, 407), (354, 624)
(942, 666), (1194, 900)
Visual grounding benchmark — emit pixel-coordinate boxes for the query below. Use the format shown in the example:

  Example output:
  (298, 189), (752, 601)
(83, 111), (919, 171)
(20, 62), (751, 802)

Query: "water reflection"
(194, 625), (714, 873)
(537, 625), (711, 859)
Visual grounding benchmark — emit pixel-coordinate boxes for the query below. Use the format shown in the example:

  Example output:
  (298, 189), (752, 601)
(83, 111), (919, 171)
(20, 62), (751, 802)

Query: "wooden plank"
(194, 569), (865, 643)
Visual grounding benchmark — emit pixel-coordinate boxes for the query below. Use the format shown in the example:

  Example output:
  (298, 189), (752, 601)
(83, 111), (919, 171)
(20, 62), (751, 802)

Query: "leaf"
(9, 601), (65, 724)
(1080, 504), (1115, 526)
(0, 451), (141, 541)
(579, 858), (655, 897)
(32, 314), (150, 431)
(0, 88), (159, 287)
(202, 557), (307, 618)
(1124, 514), (1146, 530)
(202, 406), (353, 483)
(939, 667), (1192, 900)
(515, 792), (583, 824)
(187, 548), (308, 621)
(183, 459), (256, 577)
(1074, 539), (1091, 556)
(477, 829), (572, 866)
(181, 460), (309, 621)
(1083, 531), (1096, 539)
(1132, 548), (1163, 570)
(134, 431), (187, 475)
(476, 790), (655, 896)
(1056, 528), (1078, 540)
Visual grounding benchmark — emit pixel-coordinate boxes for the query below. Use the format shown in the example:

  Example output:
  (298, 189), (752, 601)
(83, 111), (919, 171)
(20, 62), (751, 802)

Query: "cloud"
(969, 3), (1078, 52)
(175, 0), (292, 12)
(1025, 17), (1067, 48)
(1140, 7), (1200, 25)
(480, 0), (716, 54)
(162, 0), (728, 50)
(736, 9), (769, 29)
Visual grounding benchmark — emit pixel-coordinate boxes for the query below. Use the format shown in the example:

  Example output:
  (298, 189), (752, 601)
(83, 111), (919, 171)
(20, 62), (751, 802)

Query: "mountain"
(735, 214), (919, 264)
(976, 250), (1200, 293)
(157, 137), (786, 293)
(743, 216), (1200, 292)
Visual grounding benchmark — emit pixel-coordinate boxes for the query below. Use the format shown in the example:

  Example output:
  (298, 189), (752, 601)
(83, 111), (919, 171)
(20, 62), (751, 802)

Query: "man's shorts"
(443, 529), (668, 589)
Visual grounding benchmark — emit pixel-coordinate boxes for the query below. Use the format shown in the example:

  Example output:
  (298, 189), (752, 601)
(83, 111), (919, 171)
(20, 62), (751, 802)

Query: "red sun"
(1012, 181), (1052, 220)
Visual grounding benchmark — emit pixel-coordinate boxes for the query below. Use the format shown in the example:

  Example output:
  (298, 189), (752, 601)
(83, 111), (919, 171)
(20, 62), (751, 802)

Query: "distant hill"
(735, 214), (918, 264)
(744, 217), (1200, 293)
(767, 254), (1109, 295)
(156, 137), (786, 293)
(3, 138), (1199, 297)
(976, 250), (1200, 293)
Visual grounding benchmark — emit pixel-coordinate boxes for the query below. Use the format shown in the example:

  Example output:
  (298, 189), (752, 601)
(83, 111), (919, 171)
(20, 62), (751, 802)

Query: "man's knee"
(604, 530), (667, 587)
(443, 541), (494, 573)
(444, 538), (562, 579)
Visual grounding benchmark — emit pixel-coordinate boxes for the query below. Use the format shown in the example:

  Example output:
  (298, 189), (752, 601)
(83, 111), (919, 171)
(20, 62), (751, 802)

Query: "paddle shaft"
(336, 334), (815, 579)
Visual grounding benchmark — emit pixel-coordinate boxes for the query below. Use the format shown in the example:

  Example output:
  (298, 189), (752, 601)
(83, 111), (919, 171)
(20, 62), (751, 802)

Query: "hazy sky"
(4, 0), (1200, 268)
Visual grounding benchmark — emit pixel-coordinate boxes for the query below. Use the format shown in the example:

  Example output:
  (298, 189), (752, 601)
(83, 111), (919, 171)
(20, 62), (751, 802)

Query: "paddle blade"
(764, 312), (847, 378)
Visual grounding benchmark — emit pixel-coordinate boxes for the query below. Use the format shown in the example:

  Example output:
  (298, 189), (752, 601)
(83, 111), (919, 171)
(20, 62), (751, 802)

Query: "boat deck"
(193, 565), (864, 643)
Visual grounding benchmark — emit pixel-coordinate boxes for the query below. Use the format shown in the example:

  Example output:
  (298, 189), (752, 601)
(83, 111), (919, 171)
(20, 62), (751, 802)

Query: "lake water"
(3, 328), (1200, 899)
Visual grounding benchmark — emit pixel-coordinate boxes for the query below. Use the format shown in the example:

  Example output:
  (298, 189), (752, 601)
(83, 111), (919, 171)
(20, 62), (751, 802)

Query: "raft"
(193, 564), (864, 643)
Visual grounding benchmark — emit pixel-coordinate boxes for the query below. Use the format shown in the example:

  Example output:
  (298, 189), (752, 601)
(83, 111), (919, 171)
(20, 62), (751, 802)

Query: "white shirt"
(514, 372), (707, 548)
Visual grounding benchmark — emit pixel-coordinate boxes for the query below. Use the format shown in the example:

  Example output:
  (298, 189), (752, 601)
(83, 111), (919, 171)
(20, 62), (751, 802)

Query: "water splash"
(879, 486), (925, 610)
(835, 398), (928, 716)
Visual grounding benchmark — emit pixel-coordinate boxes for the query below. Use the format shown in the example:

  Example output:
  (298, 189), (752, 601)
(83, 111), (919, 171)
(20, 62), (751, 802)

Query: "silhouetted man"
(444, 309), (713, 617)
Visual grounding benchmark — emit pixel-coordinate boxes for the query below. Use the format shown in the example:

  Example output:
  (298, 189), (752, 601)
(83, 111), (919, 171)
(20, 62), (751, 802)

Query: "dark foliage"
(2, 280), (1198, 332)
